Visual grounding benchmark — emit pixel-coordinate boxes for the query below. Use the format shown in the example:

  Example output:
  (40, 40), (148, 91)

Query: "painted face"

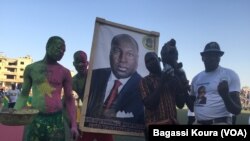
(202, 52), (221, 72)
(73, 52), (88, 74)
(47, 39), (65, 61)
(110, 41), (138, 79)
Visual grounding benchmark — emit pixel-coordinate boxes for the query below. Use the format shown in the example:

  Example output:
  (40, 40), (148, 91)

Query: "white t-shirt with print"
(191, 66), (240, 121)
(7, 89), (20, 103)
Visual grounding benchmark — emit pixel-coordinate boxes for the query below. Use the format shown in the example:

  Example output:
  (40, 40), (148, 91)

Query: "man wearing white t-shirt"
(7, 84), (20, 108)
(190, 42), (242, 125)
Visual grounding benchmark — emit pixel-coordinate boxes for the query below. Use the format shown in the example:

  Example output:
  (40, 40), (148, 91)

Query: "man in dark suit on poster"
(86, 34), (144, 125)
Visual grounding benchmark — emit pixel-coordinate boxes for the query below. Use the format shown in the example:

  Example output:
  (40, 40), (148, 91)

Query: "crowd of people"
(0, 35), (247, 141)
(0, 84), (21, 109)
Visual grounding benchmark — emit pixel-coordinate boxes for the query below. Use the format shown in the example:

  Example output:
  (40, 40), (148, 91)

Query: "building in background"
(0, 53), (33, 90)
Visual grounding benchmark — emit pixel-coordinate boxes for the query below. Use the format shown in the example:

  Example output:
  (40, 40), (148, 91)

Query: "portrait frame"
(79, 17), (159, 136)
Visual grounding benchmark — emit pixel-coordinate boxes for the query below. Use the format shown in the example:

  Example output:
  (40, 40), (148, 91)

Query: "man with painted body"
(72, 50), (114, 141)
(14, 36), (78, 141)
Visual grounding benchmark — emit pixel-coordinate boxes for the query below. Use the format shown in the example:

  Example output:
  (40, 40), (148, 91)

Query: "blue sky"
(0, 0), (249, 87)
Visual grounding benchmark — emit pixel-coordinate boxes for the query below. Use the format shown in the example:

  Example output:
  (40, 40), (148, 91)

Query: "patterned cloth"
(23, 111), (65, 141)
(139, 74), (177, 125)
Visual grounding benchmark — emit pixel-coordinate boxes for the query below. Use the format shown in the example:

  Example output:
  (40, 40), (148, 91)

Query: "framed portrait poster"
(79, 17), (159, 136)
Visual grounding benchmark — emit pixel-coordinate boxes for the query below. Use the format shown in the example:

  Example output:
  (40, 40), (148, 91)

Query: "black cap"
(200, 42), (224, 56)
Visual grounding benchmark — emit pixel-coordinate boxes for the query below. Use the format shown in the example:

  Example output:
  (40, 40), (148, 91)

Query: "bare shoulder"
(58, 63), (69, 70)
(25, 60), (45, 72)
(56, 63), (71, 75)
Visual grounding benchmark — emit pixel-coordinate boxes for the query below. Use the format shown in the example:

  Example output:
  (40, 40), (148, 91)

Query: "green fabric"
(3, 96), (9, 108)
(23, 111), (65, 141)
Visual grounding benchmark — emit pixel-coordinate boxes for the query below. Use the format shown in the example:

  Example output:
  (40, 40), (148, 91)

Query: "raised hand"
(218, 80), (229, 98)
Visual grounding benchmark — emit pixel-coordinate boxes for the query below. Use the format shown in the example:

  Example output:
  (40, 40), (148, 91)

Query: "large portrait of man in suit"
(80, 18), (159, 136)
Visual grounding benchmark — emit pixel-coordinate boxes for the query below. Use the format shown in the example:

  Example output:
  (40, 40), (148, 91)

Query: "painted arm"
(14, 65), (32, 110)
(63, 70), (78, 138)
